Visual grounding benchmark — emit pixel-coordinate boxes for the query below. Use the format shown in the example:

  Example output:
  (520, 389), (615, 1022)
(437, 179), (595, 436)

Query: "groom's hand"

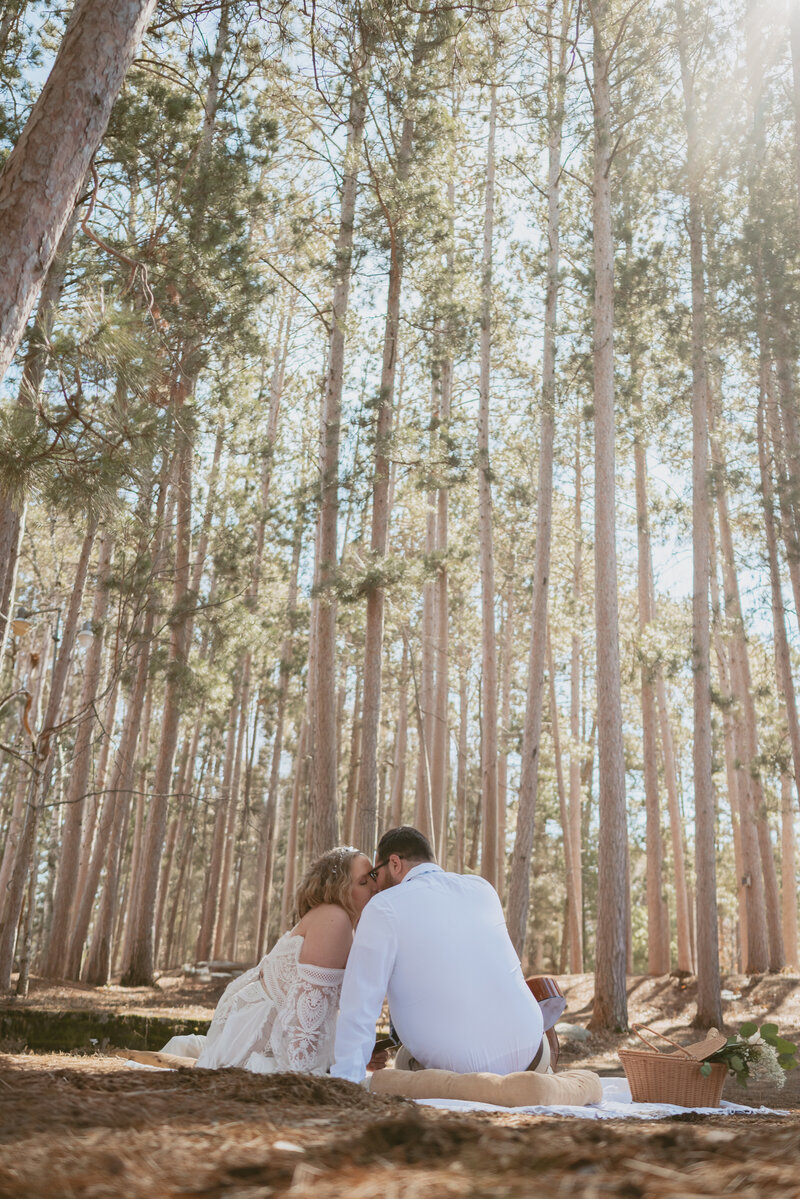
(366, 1049), (389, 1072)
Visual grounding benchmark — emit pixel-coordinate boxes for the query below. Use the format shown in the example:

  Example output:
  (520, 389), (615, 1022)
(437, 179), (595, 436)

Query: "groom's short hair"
(377, 826), (434, 864)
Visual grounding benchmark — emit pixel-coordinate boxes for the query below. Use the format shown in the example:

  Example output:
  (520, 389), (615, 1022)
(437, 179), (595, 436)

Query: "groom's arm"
(330, 899), (397, 1083)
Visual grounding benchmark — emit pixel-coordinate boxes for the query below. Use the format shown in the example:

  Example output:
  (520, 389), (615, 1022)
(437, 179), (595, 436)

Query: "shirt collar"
(401, 862), (442, 884)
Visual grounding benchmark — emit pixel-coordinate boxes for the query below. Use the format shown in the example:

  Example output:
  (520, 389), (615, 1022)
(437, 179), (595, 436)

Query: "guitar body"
(525, 975), (565, 1072)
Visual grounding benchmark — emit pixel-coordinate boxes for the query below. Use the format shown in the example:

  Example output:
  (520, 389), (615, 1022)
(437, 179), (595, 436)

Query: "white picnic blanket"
(414, 1075), (789, 1119)
(122, 1061), (788, 1119)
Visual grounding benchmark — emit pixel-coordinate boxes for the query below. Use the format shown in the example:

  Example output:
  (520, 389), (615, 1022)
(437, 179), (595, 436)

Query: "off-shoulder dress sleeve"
(270, 961), (345, 1074)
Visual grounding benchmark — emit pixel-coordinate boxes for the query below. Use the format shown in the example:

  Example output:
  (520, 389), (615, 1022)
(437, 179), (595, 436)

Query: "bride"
(162, 845), (377, 1074)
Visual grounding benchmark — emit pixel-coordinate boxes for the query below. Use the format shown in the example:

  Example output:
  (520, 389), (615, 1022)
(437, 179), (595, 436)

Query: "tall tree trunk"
(163, 793), (198, 968)
(676, 0), (722, 1027)
(477, 78), (499, 890)
(355, 43), (421, 858)
(758, 391), (800, 806)
(568, 415), (584, 973)
(587, 0), (628, 1031)
(496, 579), (514, 897)
(780, 772), (798, 968)
(253, 520), (302, 958)
(790, 0), (800, 219)
(343, 673), (363, 845)
(0, 0), (158, 381)
(0, 517), (98, 990)
(709, 531), (747, 969)
(78, 631), (152, 984)
(547, 631), (577, 972)
(389, 641), (409, 829)
(195, 672), (242, 962)
(431, 326), (451, 861)
(632, 404), (669, 973)
(310, 49), (370, 858)
(214, 668), (250, 960)
(121, 400), (193, 986)
(414, 464), (437, 845)
(764, 371), (800, 641)
(74, 668), (120, 910)
(508, 7), (568, 946)
(43, 533), (114, 977)
(711, 426), (775, 971)
(454, 655), (469, 874)
(0, 642), (46, 907)
(280, 719), (308, 933)
(154, 714), (202, 964)
(67, 463), (170, 980)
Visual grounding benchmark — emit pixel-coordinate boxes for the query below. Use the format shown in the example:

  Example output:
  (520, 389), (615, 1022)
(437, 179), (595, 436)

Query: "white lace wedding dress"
(162, 931), (344, 1074)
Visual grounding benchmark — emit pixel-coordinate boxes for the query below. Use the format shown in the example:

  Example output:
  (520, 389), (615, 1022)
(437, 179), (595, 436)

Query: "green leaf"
(730, 1055), (745, 1073)
(778, 1054), (797, 1071)
(700, 1062), (712, 1076)
(739, 1022), (758, 1038)
(775, 1037), (797, 1055)
(759, 1023), (779, 1039)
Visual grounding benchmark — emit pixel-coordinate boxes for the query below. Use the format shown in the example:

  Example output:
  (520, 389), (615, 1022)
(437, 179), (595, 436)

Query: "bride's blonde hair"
(294, 846), (361, 924)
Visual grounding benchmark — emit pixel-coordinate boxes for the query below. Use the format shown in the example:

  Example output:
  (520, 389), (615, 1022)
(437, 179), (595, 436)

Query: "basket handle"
(630, 1023), (692, 1058)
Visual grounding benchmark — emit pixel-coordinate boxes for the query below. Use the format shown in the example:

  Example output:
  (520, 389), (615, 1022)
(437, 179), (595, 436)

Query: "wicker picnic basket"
(619, 1025), (728, 1107)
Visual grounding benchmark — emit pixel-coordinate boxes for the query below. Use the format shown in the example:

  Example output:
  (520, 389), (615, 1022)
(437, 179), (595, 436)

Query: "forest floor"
(1, 970), (800, 1197)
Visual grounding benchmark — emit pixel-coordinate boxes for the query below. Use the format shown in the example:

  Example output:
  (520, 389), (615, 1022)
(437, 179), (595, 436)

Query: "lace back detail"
(198, 931), (344, 1076)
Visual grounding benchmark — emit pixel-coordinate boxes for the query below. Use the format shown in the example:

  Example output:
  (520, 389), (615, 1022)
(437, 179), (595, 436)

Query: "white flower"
(749, 1043), (785, 1088)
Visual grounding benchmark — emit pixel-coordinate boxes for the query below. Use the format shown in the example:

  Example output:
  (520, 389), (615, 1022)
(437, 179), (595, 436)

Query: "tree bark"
(414, 465), (437, 845)
(389, 641), (409, 829)
(790, 0), (800, 219)
(195, 672), (242, 962)
(0, 641), (46, 907)
(632, 406), (669, 973)
(0, 516), (98, 990)
(43, 532), (114, 977)
(709, 531), (747, 970)
(310, 50), (370, 858)
(765, 371), (800, 641)
(431, 324), (452, 861)
(587, 0), (628, 1031)
(780, 772), (798, 968)
(214, 665), (250, 960)
(0, 0), (158, 382)
(355, 46), (420, 858)
(121, 401), (193, 986)
(507, 6), (568, 947)
(676, 0), (722, 1026)
(343, 672), (363, 845)
(78, 629), (152, 984)
(496, 580), (514, 897)
(711, 427), (775, 971)
(280, 719), (308, 933)
(253, 521), (302, 958)
(477, 78), (499, 890)
(568, 416), (584, 973)
(758, 390), (800, 808)
(454, 655), (469, 874)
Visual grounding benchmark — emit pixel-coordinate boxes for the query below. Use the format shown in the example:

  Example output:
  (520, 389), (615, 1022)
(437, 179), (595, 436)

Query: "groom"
(331, 826), (559, 1083)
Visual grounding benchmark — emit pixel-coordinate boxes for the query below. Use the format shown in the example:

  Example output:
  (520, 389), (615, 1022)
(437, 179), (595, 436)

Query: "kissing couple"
(164, 826), (564, 1079)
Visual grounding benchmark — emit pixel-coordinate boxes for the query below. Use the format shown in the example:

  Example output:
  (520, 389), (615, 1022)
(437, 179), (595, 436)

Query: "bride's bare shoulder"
(297, 903), (353, 968)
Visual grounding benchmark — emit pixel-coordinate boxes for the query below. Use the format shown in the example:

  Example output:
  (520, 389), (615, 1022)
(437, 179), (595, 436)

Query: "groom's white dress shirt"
(331, 862), (543, 1083)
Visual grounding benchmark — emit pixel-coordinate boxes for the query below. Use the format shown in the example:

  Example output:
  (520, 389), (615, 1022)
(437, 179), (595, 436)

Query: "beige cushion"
(370, 1065), (603, 1108)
